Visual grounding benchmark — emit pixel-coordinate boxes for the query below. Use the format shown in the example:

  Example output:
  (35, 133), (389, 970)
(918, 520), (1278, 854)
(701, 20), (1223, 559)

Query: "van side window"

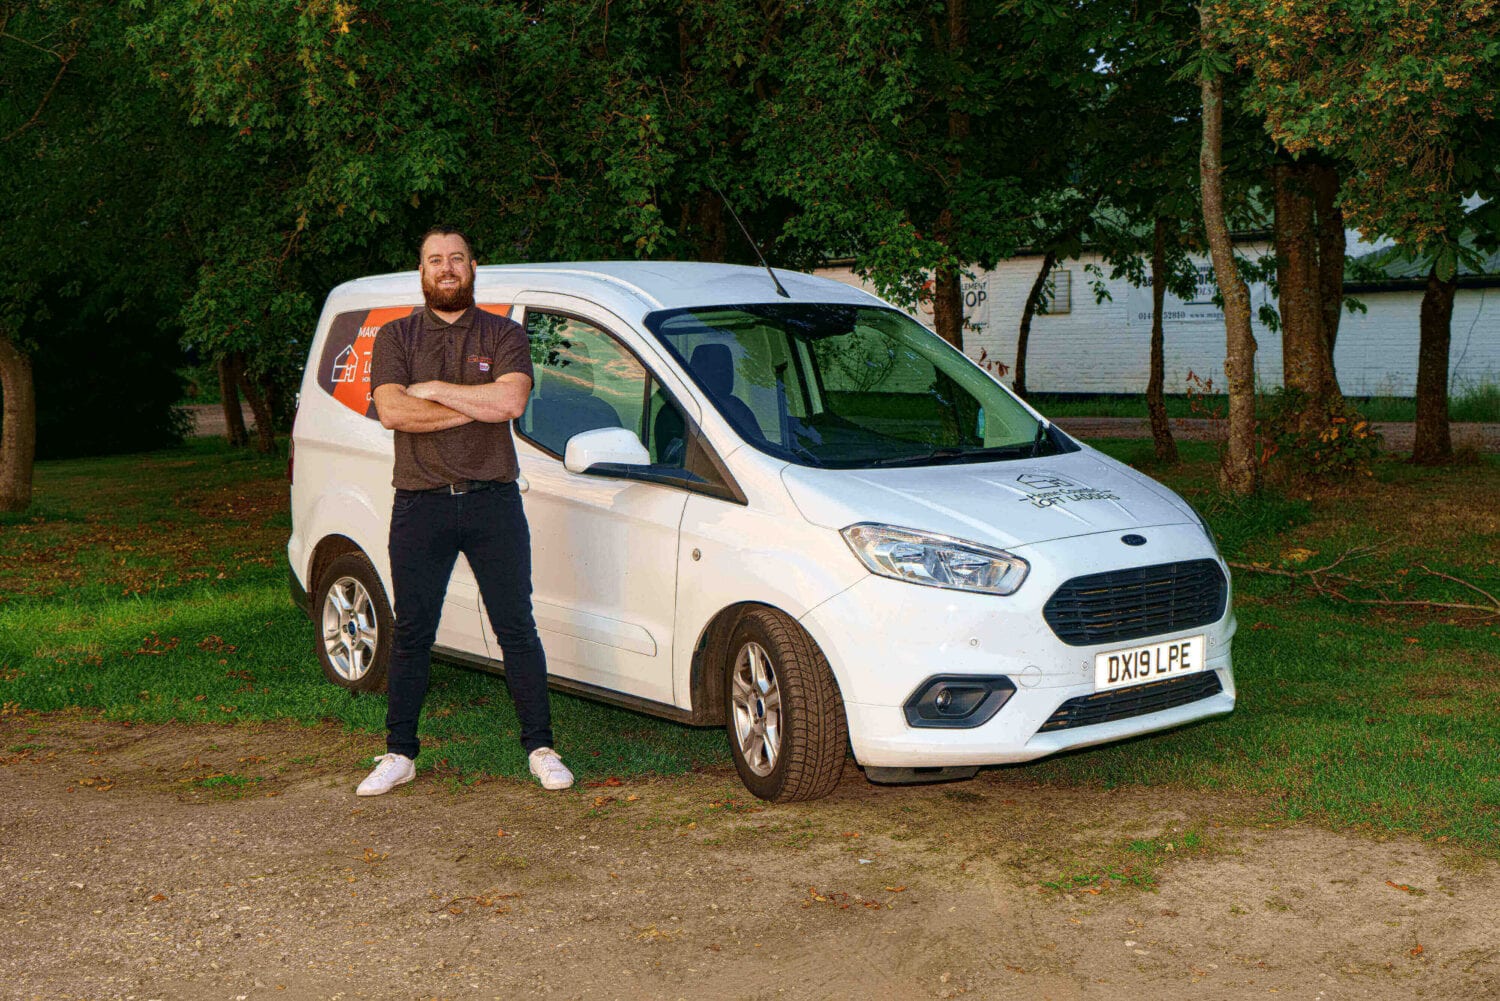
(520, 312), (642, 455)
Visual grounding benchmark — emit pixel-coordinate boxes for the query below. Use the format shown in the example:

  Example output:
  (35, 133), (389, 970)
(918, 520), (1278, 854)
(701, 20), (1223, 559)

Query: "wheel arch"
(685, 600), (846, 727)
(297, 485), (389, 589)
(309, 534), (365, 596)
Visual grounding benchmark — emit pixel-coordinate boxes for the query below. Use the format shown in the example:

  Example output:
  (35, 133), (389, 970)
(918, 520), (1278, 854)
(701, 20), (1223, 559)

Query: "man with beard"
(358, 226), (573, 796)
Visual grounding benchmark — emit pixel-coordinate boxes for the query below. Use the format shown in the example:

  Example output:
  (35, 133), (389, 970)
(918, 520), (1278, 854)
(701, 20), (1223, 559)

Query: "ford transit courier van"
(288, 262), (1235, 802)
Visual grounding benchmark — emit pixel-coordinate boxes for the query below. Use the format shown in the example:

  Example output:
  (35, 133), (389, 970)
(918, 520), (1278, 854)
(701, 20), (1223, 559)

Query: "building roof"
(1345, 246), (1500, 292)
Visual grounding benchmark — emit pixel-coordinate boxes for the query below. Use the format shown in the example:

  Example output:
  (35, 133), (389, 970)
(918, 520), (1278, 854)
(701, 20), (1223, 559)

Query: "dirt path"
(3, 715), (1495, 1001)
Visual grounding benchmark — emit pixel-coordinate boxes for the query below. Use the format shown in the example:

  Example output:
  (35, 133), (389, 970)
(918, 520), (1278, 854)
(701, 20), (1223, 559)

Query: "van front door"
(507, 306), (690, 706)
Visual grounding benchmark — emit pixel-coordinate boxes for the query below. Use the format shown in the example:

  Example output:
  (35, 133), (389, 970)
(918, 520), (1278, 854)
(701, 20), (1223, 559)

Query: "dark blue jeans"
(385, 481), (554, 759)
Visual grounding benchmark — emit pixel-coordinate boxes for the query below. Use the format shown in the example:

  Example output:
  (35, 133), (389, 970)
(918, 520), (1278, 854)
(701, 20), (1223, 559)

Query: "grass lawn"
(1, 438), (1497, 851)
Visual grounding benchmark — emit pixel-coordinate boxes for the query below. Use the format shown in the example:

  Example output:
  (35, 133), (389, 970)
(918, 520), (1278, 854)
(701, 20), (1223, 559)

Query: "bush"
(1258, 390), (1381, 483)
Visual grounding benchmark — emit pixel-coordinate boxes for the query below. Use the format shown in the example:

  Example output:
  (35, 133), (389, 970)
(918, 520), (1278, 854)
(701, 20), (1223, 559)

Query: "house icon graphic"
(331, 345), (359, 384)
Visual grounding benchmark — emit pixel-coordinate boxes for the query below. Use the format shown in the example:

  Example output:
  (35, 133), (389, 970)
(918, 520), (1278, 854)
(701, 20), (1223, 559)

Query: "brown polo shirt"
(369, 306), (534, 490)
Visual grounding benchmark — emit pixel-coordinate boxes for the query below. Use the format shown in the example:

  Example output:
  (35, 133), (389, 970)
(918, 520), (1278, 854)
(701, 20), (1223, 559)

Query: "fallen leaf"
(1410, 944), (1424, 957)
(1386, 880), (1417, 894)
(495, 828), (508, 837)
(884, 885), (907, 893)
(842, 831), (860, 838)
(148, 893), (167, 902)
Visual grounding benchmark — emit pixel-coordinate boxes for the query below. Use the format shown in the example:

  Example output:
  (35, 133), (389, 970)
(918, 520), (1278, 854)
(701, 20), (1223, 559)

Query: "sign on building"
(1125, 264), (1229, 326)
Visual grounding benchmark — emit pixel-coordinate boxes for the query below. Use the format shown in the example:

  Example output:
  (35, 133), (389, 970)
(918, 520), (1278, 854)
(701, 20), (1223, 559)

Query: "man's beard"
(422, 270), (476, 312)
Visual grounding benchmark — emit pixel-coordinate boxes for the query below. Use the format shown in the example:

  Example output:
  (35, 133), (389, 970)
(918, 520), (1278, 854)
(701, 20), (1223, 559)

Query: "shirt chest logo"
(467, 354), (493, 373)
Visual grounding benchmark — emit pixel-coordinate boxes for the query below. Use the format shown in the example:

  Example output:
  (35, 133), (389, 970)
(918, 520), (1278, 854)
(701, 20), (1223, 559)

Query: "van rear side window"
(315, 304), (514, 418)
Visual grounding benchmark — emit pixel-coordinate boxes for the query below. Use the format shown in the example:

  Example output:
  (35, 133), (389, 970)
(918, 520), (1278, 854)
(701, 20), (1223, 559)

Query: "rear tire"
(314, 551), (391, 693)
(724, 607), (847, 803)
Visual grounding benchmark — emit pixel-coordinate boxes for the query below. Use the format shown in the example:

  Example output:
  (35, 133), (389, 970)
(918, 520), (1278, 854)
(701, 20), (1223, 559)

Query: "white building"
(818, 246), (1499, 398)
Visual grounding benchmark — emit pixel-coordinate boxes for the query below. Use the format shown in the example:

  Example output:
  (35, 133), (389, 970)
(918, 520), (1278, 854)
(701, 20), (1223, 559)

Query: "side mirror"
(563, 427), (651, 474)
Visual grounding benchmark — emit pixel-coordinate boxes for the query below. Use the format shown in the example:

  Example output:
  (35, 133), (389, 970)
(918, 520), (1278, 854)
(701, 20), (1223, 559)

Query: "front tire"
(314, 552), (392, 693)
(724, 607), (847, 803)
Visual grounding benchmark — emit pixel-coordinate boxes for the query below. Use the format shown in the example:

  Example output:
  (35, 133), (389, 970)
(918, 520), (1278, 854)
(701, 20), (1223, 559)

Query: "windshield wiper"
(865, 440), (1043, 468)
(1030, 421), (1050, 458)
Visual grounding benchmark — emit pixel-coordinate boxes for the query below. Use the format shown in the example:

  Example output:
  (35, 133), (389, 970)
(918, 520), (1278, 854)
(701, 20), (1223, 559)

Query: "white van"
(288, 262), (1235, 802)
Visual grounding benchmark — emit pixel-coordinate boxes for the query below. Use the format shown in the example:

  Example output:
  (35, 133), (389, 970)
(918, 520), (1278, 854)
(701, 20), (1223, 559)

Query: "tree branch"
(3, 46), (73, 144)
(1228, 550), (1499, 618)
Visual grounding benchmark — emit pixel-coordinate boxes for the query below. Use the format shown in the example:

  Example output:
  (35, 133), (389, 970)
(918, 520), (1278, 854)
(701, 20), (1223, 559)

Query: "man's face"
(419, 233), (476, 312)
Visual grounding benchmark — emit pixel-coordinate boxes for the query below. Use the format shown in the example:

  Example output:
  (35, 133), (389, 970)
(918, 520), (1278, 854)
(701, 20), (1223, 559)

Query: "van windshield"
(644, 303), (1063, 469)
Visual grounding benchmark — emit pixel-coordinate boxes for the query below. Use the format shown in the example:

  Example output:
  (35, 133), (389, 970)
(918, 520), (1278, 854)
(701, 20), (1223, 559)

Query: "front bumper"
(843, 657), (1234, 768)
(798, 524), (1236, 768)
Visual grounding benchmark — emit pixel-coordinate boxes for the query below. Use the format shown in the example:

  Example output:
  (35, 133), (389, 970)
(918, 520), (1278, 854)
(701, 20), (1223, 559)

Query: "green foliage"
(1219, 0), (1500, 259)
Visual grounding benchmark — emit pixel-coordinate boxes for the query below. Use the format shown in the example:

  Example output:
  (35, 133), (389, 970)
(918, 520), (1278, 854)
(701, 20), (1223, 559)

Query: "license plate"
(1094, 635), (1206, 692)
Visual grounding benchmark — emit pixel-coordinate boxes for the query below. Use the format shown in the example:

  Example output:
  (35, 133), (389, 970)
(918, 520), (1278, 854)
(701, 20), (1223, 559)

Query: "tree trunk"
(0, 322), (37, 513)
(928, 0), (968, 354)
(235, 355), (277, 455)
(1312, 161), (1345, 397)
(1200, 11), (1259, 496)
(931, 263), (966, 350)
(1272, 160), (1334, 433)
(1412, 265), (1457, 465)
(1147, 217), (1179, 464)
(218, 355), (248, 448)
(1013, 250), (1056, 400)
(683, 185), (728, 263)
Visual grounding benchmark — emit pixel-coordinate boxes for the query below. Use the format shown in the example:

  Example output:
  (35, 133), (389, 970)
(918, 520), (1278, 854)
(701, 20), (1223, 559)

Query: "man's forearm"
(373, 386), (474, 432)
(414, 377), (530, 423)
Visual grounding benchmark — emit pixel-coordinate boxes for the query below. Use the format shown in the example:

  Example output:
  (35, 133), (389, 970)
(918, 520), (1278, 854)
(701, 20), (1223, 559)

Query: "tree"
(755, 0), (1084, 349)
(1221, 0), (1500, 463)
(131, 0), (787, 448)
(1199, 5), (1259, 495)
(1269, 156), (1346, 433)
(0, 0), (203, 508)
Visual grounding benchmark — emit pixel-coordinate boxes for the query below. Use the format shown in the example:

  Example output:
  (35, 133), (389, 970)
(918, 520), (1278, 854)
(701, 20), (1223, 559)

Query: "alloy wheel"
(730, 641), (782, 777)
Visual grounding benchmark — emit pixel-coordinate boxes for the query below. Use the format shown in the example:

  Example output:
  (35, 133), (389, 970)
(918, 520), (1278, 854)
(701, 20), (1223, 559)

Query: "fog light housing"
(904, 675), (1016, 729)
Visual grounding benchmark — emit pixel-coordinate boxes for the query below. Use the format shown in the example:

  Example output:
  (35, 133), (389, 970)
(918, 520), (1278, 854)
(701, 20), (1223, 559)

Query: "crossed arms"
(373, 373), (532, 433)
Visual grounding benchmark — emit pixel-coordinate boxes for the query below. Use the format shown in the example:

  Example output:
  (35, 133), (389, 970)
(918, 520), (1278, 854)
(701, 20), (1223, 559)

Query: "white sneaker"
(528, 747), (574, 790)
(356, 752), (415, 796)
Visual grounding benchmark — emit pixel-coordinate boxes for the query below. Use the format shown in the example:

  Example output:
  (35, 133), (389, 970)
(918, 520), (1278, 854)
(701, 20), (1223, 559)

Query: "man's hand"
(373, 384), (474, 433)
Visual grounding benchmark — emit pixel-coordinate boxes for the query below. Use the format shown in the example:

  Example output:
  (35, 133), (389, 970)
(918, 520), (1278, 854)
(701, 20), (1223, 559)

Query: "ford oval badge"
(1121, 534), (1146, 546)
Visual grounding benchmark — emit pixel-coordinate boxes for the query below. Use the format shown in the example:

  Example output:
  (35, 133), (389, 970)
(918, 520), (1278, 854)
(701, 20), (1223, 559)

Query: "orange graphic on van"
(317, 304), (513, 418)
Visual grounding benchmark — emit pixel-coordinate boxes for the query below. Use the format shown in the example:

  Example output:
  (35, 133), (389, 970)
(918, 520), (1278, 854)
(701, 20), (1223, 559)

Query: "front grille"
(1043, 559), (1227, 646)
(1037, 672), (1224, 733)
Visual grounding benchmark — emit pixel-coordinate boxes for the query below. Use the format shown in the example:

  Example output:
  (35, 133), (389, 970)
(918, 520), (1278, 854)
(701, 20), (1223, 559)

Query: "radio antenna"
(710, 181), (790, 298)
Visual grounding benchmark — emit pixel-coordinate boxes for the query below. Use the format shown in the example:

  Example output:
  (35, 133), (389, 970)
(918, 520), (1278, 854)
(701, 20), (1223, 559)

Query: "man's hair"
(418, 226), (473, 259)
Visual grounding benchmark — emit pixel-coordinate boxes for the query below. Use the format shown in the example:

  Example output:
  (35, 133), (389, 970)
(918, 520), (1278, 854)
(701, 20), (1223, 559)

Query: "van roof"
(326, 261), (885, 318)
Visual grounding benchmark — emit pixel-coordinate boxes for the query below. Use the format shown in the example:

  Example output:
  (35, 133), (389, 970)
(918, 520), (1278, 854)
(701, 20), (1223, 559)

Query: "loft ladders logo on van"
(1014, 471), (1120, 509)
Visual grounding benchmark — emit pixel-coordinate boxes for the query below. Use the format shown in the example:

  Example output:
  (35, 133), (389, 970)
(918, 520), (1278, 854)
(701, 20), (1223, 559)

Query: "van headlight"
(841, 523), (1029, 596)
